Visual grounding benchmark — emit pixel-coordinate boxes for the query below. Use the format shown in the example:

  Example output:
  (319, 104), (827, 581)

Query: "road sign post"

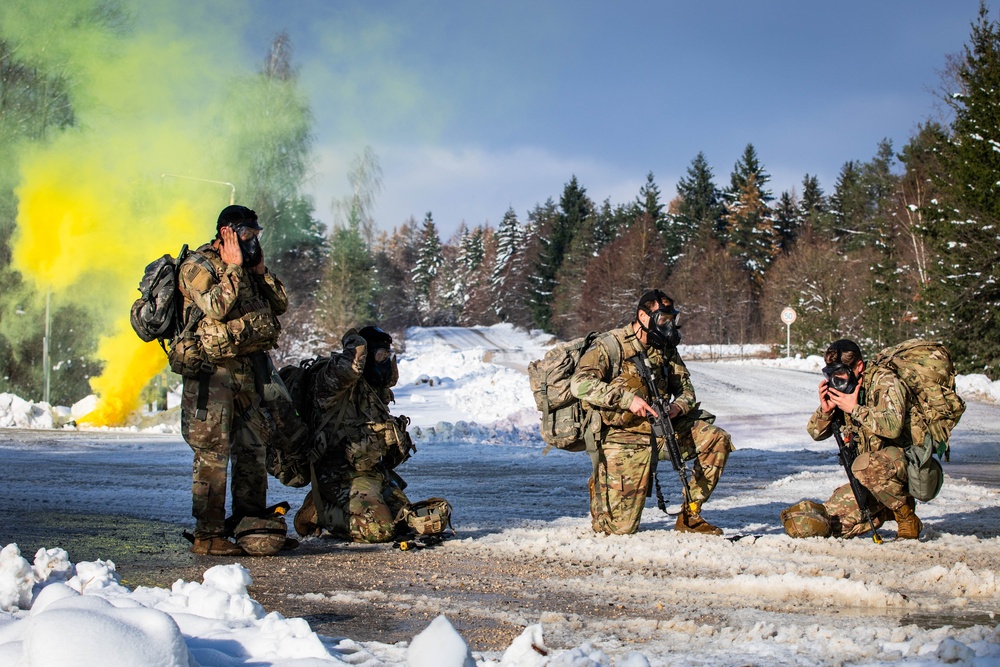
(780, 307), (797, 358)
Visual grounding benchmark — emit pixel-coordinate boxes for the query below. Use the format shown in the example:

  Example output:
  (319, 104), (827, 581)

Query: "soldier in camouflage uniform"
(177, 205), (287, 556)
(571, 290), (734, 536)
(293, 326), (414, 543)
(806, 339), (922, 539)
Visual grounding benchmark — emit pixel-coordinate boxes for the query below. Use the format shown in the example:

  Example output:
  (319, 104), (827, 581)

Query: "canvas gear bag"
(266, 357), (337, 487)
(872, 339), (965, 502)
(395, 497), (455, 536)
(527, 331), (622, 453)
(131, 245), (217, 381)
(780, 499), (832, 538)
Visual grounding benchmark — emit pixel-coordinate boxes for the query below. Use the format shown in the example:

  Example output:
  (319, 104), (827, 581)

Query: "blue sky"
(239, 1), (984, 239)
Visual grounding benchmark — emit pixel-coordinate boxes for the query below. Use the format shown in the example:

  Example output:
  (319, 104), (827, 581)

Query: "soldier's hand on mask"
(818, 379), (837, 414)
(250, 248), (265, 275)
(219, 226), (244, 266)
(827, 380), (860, 415)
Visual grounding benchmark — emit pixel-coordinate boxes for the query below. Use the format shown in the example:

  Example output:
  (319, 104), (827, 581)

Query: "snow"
(1, 323), (1000, 666)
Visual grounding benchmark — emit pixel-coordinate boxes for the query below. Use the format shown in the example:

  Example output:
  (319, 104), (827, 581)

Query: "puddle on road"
(899, 609), (999, 630)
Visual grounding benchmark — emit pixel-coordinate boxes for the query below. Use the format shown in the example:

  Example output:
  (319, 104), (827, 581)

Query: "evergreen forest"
(2, 2), (1000, 406)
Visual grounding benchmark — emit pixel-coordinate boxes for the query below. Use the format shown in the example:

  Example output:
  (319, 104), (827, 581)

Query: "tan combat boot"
(294, 493), (319, 537)
(190, 536), (245, 556)
(675, 503), (723, 536)
(893, 500), (923, 540)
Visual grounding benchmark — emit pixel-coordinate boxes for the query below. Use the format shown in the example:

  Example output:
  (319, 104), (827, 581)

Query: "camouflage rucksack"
(872, 339), (965, 502)
(527, 332), (622, 453)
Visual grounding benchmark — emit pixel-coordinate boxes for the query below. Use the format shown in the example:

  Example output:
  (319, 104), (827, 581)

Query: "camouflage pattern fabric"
(573, 325), (734, 535)
(313, 469), (410, 543)
(307, 329), (413, 543)
(177, 242), (287, 541)
(180, 356), (273, 539)
(807, 364), (915, 516)
(823, 482), (891, 538)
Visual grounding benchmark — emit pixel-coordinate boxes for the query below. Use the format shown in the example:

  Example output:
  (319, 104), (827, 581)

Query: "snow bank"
(3, 328), (998, 436)
(0, 543), (341, 666)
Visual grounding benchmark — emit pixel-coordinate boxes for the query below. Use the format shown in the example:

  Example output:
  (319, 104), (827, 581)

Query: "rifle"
(831, 411), (884, 544)
(631, 351), (691, 515)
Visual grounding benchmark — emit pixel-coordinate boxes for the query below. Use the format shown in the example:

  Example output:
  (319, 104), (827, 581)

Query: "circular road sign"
(780, 307), (797, 325)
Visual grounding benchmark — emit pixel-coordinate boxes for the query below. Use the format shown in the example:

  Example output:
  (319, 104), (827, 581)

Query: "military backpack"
(129, 244), (214, 377)
(266, 357), (333, 488)
(872, 339), (966, 502)
(527, 331), (622, 453)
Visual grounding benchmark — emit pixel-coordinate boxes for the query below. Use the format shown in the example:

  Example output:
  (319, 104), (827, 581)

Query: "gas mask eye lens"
(236, 225), (260, 241)
(373, 348), (391, 363)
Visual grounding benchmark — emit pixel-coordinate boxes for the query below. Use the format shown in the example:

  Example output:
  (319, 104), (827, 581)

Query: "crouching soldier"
(294, 326), (414, 542)
(788, 339), (924, 540)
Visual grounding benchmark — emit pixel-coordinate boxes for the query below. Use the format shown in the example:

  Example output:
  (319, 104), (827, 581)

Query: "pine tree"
(530, 178), (592, 332)
(527, 199), (560, 330)
(316, 221), (375, 345)
(492, 207), (523, 322)
(224, 33), (323, 258)
(552, 178), (598, 337)
(799, 174), (830, 239)
(828, 161), (867, 248)
(722, 172), (780, 287)
(673, 152), (724, 248)
(726, 144), (773, 206)
(412, 212), (444, 322)
(773, 190), (801, 252)
(925, 1), (1000, 376)
(372, 220), (421, 331)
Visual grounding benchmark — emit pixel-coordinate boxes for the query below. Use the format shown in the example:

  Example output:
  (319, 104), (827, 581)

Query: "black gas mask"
(364, 346), (395, 388)
(822, 362), (859, 394)
(234, 224), (263, 269)
(358, 325), (395, 388)
(640, 306), (682, 351)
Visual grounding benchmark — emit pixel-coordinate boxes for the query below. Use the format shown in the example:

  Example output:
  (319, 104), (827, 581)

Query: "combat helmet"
(234, 513), (288, 556)
(780, 499), (832, 538)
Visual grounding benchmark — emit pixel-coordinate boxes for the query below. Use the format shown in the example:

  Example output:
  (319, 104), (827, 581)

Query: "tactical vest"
(316, 380), (413, 474)
(182, 244), (282, 363)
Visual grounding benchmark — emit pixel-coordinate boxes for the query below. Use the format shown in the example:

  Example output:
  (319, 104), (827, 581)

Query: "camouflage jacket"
(570, 324), (697, 439)
(310, 330), (408, 474)
(807, 364), (913, 454)
(177, 243), (287, 360)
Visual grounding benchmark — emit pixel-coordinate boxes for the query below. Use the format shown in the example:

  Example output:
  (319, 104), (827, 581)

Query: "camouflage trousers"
(825, 445), (909, 538)
(591, 418), (734, 535)
(313, 467), (410, 543)
(181, 359), (271, 540)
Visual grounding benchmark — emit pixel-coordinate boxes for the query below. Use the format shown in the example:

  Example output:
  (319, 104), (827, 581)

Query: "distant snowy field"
(1, 324), (999, 666)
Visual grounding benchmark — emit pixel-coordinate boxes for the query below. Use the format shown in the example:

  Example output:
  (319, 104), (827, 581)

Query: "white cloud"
(305, 143), (676, 239)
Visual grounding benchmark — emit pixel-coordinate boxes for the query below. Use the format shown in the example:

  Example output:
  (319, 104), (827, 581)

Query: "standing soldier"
(176, 205), (288, 555)
(571, 290), (734, 535)
(293, 326), (414, 543)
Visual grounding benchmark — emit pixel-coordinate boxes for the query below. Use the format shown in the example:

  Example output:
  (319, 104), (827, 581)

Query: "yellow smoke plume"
(12, 146), (213, 425)
(3, 0), (254, 426)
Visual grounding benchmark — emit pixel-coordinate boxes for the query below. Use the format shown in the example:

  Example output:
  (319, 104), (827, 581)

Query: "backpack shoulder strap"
(597, 330), (624, 379)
